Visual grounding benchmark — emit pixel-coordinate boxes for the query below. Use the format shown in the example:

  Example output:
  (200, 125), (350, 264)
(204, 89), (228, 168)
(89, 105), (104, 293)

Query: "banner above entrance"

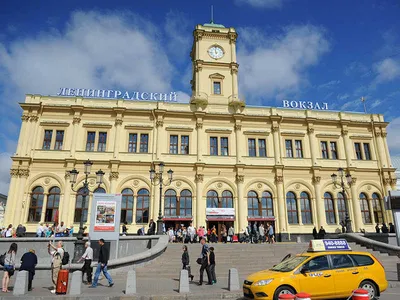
(206, 208), (235, 216)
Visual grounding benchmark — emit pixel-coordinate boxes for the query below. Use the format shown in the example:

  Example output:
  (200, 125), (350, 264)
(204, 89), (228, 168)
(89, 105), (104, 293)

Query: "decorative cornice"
(271, 126), (279, 133)
(307, 127), (314, 134)
(194, 30), (204, 42)
(195, 174), (204, 183)
(19, 169), (30, 178)
(10, 169), (19, 177)
(156, 120), (164, 128)
(234, 124), (242, 131)
(196, 122), (203, 129)
(109, 172), (119, 180)
(115, 118), (123, 126)
(275, 176), (284, 184)
(228, 32), (238, 43)
(341, 129), (348, 136)
(72, 117), (81, 125)
(30, 115), (39, 122)
(21, 114), (30, 122)
(312, 176), (321, 184)
(236, 175), (244, 183)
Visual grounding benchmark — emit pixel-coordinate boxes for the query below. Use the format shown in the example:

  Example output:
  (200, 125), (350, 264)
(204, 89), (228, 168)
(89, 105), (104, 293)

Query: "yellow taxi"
(243, 239), (388, 300)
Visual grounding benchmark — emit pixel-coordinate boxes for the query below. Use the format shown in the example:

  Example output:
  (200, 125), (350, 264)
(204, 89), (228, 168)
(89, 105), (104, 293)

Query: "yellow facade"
(4, 22), (397, 237)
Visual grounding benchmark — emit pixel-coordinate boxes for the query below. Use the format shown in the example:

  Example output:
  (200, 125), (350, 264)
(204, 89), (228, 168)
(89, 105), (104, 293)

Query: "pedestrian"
(252, 222), (259, 244)
(122, 222), (128, 236)
(389, 223), (396, 233)
(16, 224), (26, 237)
(259, 224), (265, 243)
(188, 223), (196, 243)
(382, 223), (389, 233)
(78, 242), (93, 285)
(36, 223), (44, 237)
(137, 226), (145, 236)
(20, 249), (38, 291)
(220, 225), (227, 243)
(90, 239), (114, 288)
(69, 225), (74, 237)
(48, 240), (64, 294)
(148, 219), (156, 235)
(209, 247), (217, 284)
(182, 245), (194, 281)
(267, 223), (275, 244)
(318, 226), (326, 239)
(56, 221), (66, 236)
(228, 226), (234, 243)
(2, 242), (17, 292)
(375, 223), (380, 233)
(198, 237), (212, 286)
(211, 226), (217, 243)
(5, 225), (12, 238)
(312, 226), (318, 239)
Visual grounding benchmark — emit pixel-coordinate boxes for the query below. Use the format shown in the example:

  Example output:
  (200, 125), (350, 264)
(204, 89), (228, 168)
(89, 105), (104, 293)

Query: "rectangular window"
(363, 143), (371, 160)
(140, 134), (149, 153)
(42, 130), (53, 150)
(210, 137), (218, 155)
(97, 132), (107, 152)
(355, 143), (362, 160)
(169, 135), (178, 154)
(213, 82), (221, 95)
(128, 133), (137, 153)
(285, 140), (293, 158)
(181, 135), (189, 154)
(54, 130), (64, 150)
(86, 132), (95, 152)
(321, 141), (329, 159)
(221, 137), (229, 156)
(258, 139), (267, 157)
(330, 142), (338, 159)
(248, 138), (256, 157)
(295, 140), (303, 158)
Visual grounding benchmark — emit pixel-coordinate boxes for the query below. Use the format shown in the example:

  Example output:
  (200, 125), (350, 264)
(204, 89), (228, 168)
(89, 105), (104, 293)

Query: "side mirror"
(300, 266), (309, 274)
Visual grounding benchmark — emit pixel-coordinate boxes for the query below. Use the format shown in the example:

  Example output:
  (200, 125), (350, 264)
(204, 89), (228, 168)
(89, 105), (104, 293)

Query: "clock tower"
(190, 22), (244, 108)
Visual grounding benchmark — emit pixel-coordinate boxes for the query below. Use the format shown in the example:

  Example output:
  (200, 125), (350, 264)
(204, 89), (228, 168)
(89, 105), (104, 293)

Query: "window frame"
(213, 81), (222, 95)
(45, 187), (60, 223)
(248, 138), (256, 157)
(221, 190), (233, 208)
(261, 191), (274, 217)
(28, 186), (44, 223)
(330, 141), (338, 159)
(97, 132), (107, 152)
(164, 189), (178, 217)
(247, 191), (259, 217)
(210, 137), (218, 156)
(179, 189), (192, 217)
(321, 141), (329, 159)
(139, 134), (149, 153)
(169, 135), (179, 154)
(221, 137), (229, 156)
(74, 187), (89, 223)
(372, 193), (383, 224)
(337, 192), (346, 223)
(181, 135), (189, 154)
(285, 140), (293, 158)
(360, 193), (371, 224)
(128, 133), (138, 153)
(295, 140), (303, 158)
(136, 188), (150, 224)
(42, 130), (53, 150)
(86, 131), (96, 152)
(363, 143), (371, 160)
(324, 192), (336, 225)
(121, 188), (134, 224)
(286, 192), (298, 224)
(54, 130), (64, 150)
(355, 142), (362, 160)
(300, 192), (313, 224)
(258, 138), (267, 157)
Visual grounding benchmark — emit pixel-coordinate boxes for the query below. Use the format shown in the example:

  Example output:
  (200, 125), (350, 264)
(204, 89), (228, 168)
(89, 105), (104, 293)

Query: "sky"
(0, 0), (400, 195)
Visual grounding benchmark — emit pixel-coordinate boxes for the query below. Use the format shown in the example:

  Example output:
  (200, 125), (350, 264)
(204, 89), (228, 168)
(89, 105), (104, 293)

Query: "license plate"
(243, 287), (250, 294)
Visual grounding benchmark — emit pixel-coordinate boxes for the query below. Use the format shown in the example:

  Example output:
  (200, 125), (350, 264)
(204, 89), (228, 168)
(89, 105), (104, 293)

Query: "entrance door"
(207, 221), (234, 242)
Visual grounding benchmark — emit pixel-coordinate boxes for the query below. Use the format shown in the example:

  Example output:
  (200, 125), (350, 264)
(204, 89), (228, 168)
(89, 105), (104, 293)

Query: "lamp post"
(69, 159), (105, 261)
(331, 167), (353, 233)
(149, 162), (173, 235)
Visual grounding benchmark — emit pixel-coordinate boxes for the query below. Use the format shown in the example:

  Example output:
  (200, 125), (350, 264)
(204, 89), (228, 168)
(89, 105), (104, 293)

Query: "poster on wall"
(94, 201), (117, 232)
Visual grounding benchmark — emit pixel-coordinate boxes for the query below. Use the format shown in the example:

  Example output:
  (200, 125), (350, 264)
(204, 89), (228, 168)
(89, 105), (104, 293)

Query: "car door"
(295, 255), (335, 299)
(330, 254), (360, 298)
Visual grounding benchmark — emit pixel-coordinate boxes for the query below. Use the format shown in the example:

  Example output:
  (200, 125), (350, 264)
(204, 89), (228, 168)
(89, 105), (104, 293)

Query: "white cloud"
(0, 153), (12, 195)
(238, 25), (330, 101)
(318, 80), (340, 89)
(235, 0), (284, 9)
(387, 117), (400, 156)
(373, 58), (400, 84)
(337, 93), (350, 101)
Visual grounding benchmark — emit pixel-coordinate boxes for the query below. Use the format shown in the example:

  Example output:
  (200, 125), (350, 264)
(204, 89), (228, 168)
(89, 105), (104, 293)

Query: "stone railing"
(339, 233), (400, 256)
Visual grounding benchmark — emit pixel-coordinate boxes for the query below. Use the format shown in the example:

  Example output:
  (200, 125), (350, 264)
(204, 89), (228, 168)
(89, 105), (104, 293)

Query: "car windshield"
(271, 256), (309, 272)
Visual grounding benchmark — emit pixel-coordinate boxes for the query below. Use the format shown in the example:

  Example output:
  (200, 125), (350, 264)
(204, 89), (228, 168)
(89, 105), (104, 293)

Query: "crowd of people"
(375, 222), (396, 234)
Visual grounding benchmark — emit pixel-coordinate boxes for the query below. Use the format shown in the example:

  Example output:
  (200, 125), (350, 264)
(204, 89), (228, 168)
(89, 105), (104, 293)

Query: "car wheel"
(273, 285), (296, 300)
(359, 280), (378, 299)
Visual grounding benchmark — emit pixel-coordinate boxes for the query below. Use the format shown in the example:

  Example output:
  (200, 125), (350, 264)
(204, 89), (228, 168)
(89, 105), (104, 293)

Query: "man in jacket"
(20, 249), (38, 291)
(90, 239), (114, 288)
(148, 219), (156, 235)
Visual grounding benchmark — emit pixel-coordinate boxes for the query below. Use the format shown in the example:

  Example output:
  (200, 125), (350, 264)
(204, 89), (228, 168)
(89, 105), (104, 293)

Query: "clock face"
(208, 46), (224, 59)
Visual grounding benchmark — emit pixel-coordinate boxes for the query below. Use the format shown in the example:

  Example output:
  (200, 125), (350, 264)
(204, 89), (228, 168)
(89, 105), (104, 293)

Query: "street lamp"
(69, 159), (105, 261)
(149, 162), (173, 235)
(331, 167), (353, 233)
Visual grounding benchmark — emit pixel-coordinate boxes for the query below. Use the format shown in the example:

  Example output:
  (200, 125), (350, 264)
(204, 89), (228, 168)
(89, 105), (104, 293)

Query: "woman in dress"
(2, 242), (17, 292)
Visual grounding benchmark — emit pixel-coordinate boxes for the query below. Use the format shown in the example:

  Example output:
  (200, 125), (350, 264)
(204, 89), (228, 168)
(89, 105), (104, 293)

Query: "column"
(196, 121), (204, 161)
(40, 193), (49, 223)
(109, 172), (119, 194)
(113, 119), (123, 159)
(70, 116), (81, 157)
(368, 198), (376, 225)
(17, 114), (30, 156)
(26, 115), (39, 156)
(272, 125), (282, 165)
(313, 176), (325, 228)
(350, 178), (363, 231)
(307, 126), (317, 166)
(375, 132), (386, 168)
(231, 64), (239, 97)
(195, 174), (204, 228)
(341, 128), (352, 167)
(152, 175), (161, 221)
(234, 123), (242, 164)
(62, 171), (71, 225)
(16, 169), (29, 224)
(4, 169), (19, 225)
(236, 175), (246, 232)
(382, 132), (392, 168)
(275, 176), (287, 234)
(155, 121), (163, 160)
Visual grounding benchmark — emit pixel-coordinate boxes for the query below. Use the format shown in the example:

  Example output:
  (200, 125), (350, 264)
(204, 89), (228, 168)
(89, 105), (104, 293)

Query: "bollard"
(13, 270), (29, 296)
(278, 294), (296, 299)
(397, 263), (400, 281)
(179, 269), (189, 293)
(228, 268), (240, 291)
(352, 288), (369, 300)
(69, 271), (82, 295)
(125, 270), (137, 295)
(296, 292), (311, 300)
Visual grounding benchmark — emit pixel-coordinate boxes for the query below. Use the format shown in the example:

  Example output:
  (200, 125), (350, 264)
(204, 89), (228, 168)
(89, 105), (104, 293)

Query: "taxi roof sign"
(308, 239), (351, 252)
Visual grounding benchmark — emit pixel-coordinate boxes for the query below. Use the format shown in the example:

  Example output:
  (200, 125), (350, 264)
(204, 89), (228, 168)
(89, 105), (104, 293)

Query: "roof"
(203, 22), (225, 28)
(391, 156), (400, 171)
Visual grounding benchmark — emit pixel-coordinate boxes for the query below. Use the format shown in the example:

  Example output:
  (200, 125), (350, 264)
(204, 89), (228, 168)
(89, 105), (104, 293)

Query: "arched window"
(207, 190), (219, 208)
(74, 187), (88, 223)
(221, 190), (233, 208)
(45, 187), (60, 222)
(136, 188), (149, 224)
(164, 189), (177, 216)
(261, 191), (274, 217)
(360, 193), (371, 224)
(247, 191), (259, 217)
(324, 192), (335, 224)
(337, 192), (346, 223)
(286, 192), (298, 224)
(300, 192), (312, 224)
(372, 193), (383, 223)
(94, 187), (106, 193)
(180, 190), (192, 217)
(28, 186), (44, 222)
(121, 188), (134, 224)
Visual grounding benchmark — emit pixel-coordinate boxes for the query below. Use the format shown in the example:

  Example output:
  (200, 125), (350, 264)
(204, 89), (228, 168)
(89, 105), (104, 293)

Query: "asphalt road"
(380, 287), (400, 299)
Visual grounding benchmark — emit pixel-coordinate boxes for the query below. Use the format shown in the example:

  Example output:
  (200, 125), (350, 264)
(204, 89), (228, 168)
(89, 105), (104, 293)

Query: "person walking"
(228, 226), (234, 243)
(90, 239), (114, 288)
(220, 225), (227, 243)
(2, 242), (17, 292)
(122, 222), (128, 236)
(78, 242), (93, 285)
(259, 224), (265, 243)
(209, 247), (217, 284)
(198, 238), (212, 286)
(20, 249), (38, 291)
(48, 241), (64, 294)
(188, 223), (196, 243)
(267, 223), (275, 244)
(181, 245), (194, 281)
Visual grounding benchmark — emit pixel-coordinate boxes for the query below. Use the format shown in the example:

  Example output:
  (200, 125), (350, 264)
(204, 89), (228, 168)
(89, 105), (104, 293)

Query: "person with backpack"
(2, 242), (17, 292)
(48, 241), (64, 294)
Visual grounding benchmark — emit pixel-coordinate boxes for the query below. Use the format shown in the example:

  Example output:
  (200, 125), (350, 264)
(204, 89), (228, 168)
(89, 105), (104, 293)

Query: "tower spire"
(211, 5), (214, 24)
